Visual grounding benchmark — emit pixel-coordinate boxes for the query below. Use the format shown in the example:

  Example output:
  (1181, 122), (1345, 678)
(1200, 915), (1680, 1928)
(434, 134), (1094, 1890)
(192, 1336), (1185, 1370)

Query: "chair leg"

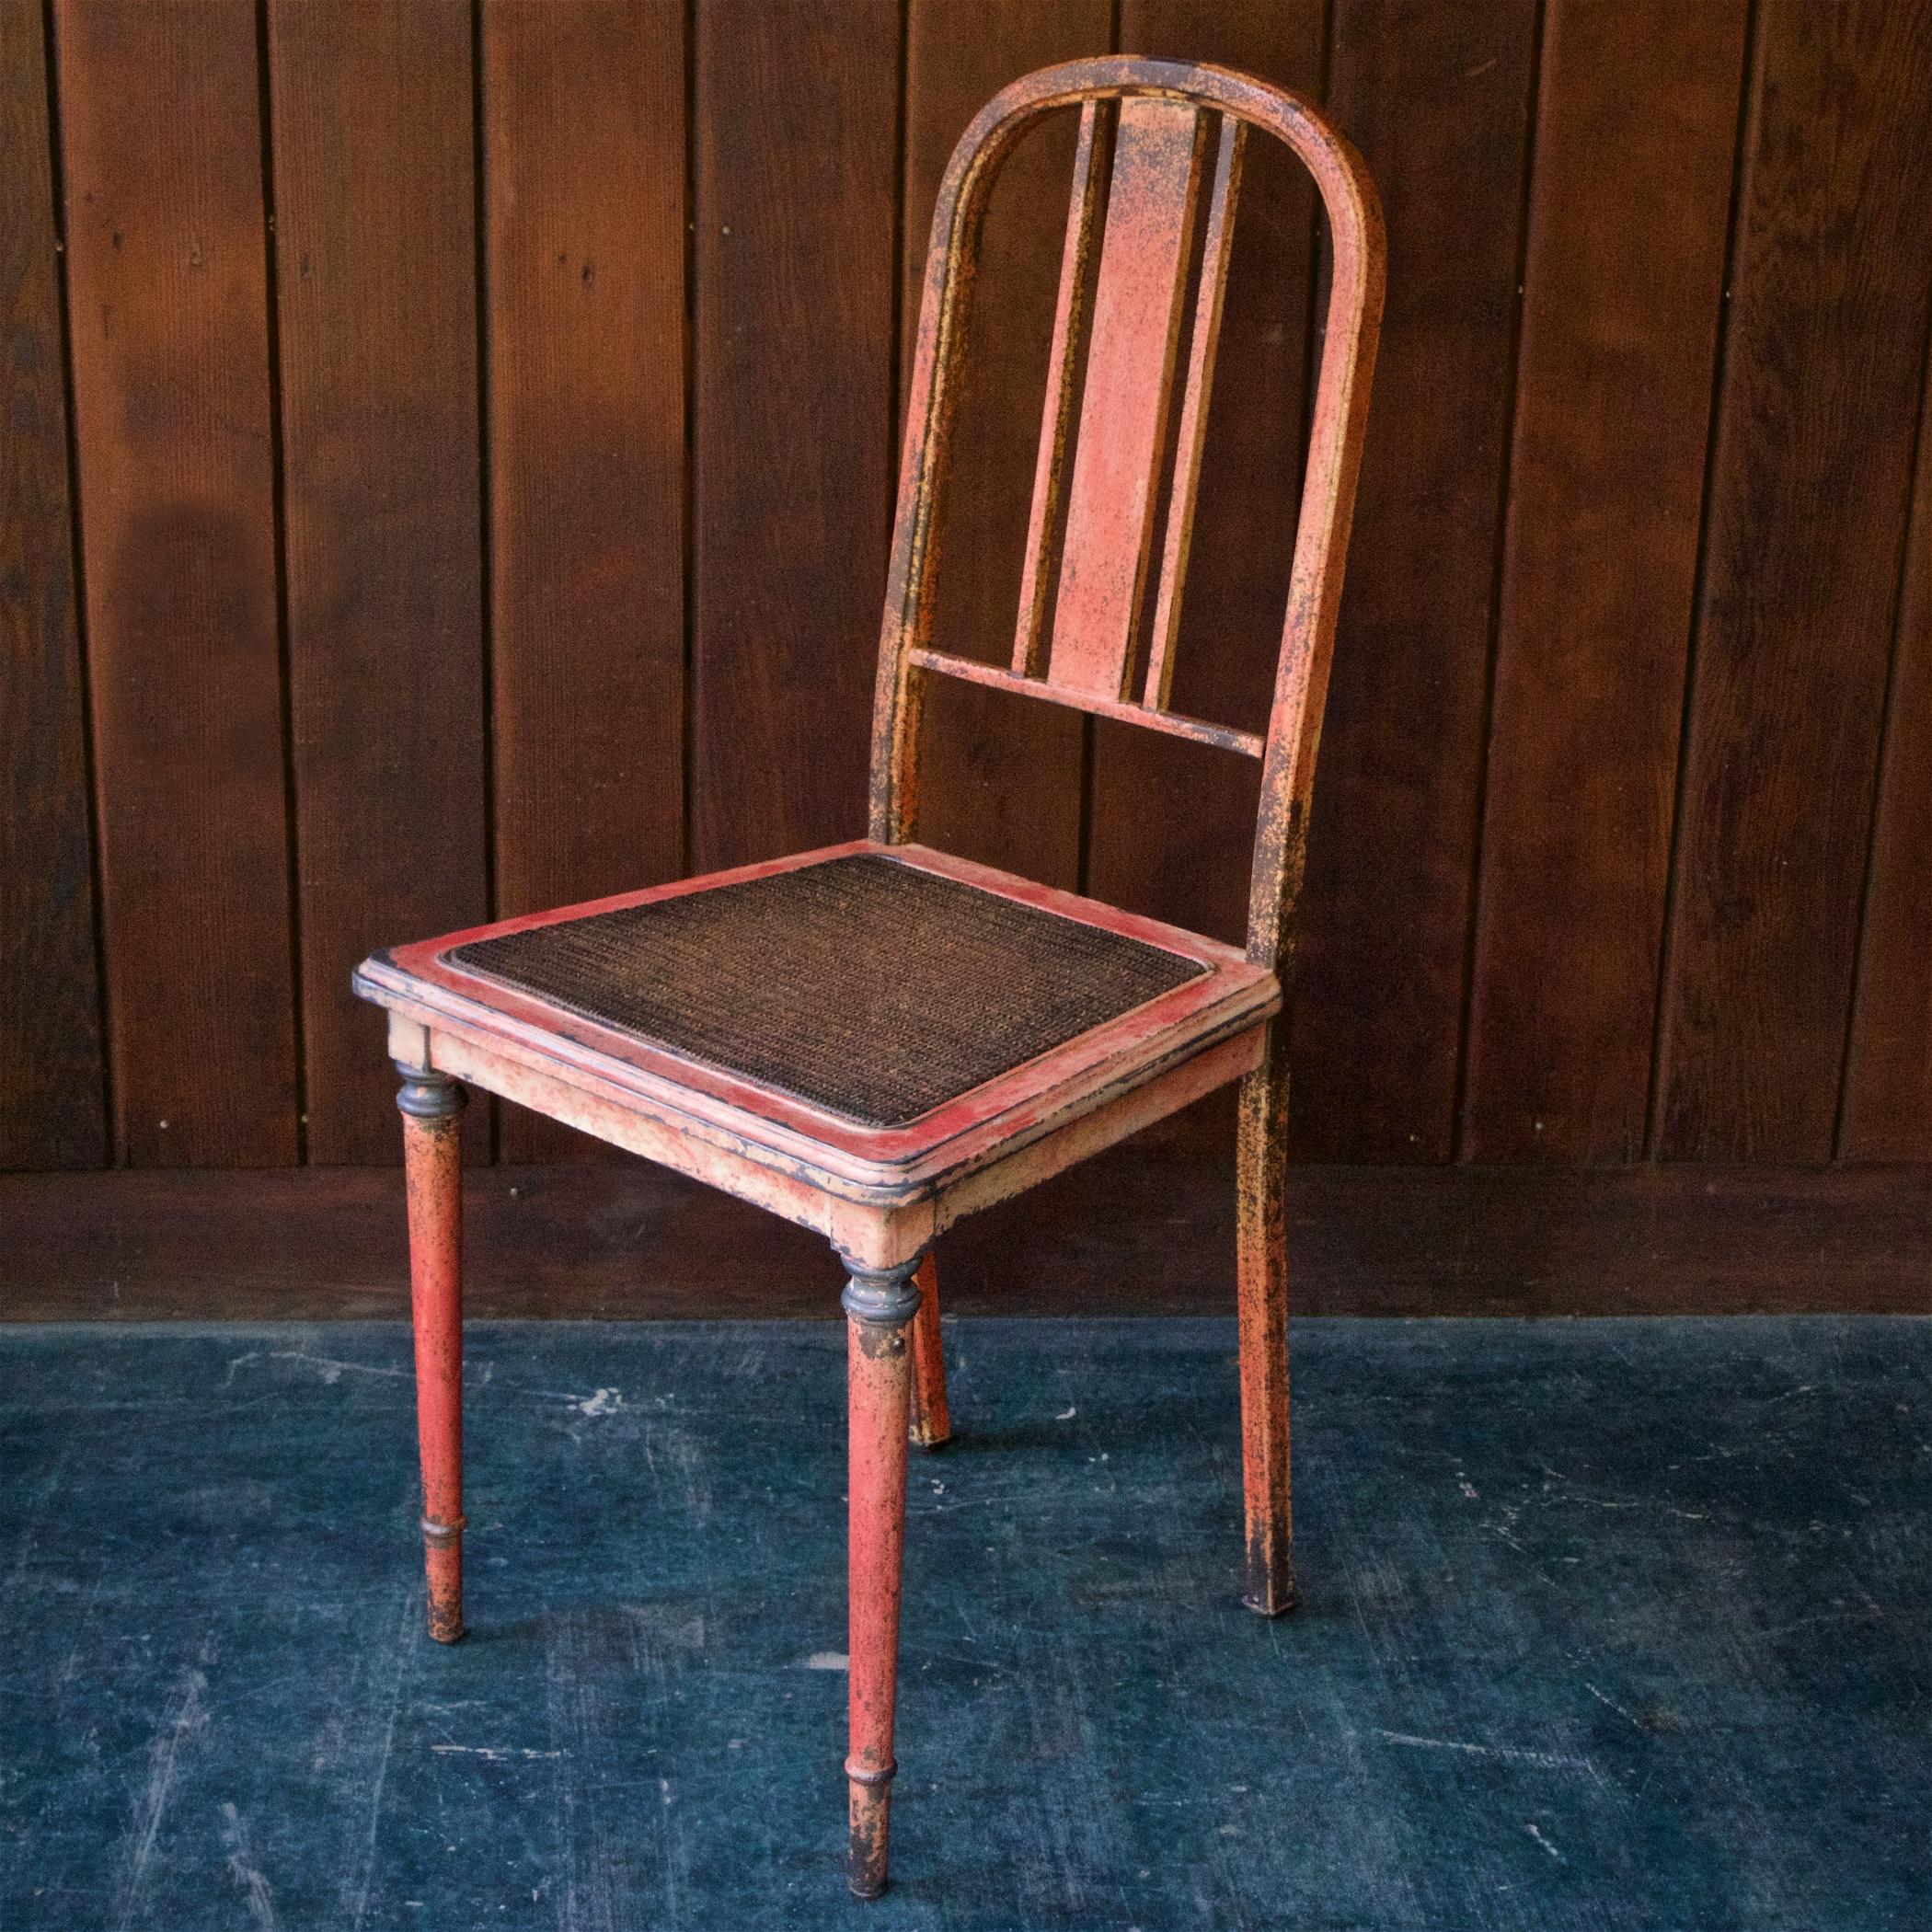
(906, 1253), (950, 1449)
(398, 1062), (468, 1644)
(1236, 1051), (1295, 1616)
(842, 1258), (923, 1899)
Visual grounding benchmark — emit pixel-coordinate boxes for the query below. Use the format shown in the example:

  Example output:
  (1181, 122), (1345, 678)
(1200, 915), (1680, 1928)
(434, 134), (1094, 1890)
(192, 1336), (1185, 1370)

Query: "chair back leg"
(398, 1063), (468, 1643)
(1236, 1041), (1295, 1615)
(841, 1258), (924, 1897)
(907, 1254), (951, 1448)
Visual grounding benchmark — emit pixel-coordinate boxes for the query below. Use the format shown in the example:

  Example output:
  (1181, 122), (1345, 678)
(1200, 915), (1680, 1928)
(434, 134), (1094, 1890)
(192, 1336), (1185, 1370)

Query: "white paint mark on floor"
(1525, 1822), (1565, 1860)
(221, 1801), (278, 1929)
(535, 1384), (627, 1417)
(801, 1651), (848, 1672)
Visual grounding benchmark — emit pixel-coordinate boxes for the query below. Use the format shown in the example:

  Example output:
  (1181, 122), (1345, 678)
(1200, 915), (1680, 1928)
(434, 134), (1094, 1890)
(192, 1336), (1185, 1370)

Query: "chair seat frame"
(355, 54), (1383, 1900)
(359, 838), (1277, 1266)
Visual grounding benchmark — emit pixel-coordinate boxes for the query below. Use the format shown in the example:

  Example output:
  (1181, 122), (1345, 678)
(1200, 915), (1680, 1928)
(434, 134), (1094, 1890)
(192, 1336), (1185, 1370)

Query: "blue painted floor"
(1, 1317), (1925, 1930)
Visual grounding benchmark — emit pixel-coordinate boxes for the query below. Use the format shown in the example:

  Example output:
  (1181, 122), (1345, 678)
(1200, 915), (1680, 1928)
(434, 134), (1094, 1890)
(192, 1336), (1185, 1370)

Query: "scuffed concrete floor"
(1, 1316), (1926, 1929)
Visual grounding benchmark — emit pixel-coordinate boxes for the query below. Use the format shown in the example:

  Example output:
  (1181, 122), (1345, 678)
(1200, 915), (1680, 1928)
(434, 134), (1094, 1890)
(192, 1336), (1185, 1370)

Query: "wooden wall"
(6, 0), (1932, 1191)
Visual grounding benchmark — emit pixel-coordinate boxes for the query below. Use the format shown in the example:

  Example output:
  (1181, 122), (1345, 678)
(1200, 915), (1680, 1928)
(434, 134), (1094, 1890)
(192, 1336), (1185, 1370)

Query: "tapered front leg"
(1236, 1045), (1294, 1616)
(398, 1061), (467, 1643)
(906, 1254), (950, 1449)
(842, 1257), (924, 1899)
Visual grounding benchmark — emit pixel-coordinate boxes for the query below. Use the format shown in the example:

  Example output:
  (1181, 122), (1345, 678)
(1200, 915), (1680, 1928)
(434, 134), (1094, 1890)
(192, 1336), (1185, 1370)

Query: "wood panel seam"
(1834, 266), (1932, 1159)
(35, 0), (113, 1167)
(469, 0), (499, 1164)
(255, 0), (308, 1167)
(1451, 0), (1548, 1164)
(1641, 0), (1760, 1161)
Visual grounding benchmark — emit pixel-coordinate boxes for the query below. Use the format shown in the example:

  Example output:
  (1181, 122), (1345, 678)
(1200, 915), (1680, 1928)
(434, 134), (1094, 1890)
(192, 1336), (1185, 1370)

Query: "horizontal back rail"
(907, 647), (1264, 758)
(869, 56), (1385, 974)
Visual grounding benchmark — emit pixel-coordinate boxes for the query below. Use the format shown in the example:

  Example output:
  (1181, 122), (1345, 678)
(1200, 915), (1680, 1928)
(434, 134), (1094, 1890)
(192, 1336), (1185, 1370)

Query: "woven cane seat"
(444, 853), (1204, 1129)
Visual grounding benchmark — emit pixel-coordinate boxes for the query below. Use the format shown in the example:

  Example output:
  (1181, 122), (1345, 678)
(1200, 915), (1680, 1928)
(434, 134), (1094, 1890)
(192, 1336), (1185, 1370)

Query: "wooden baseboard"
(2, 1141), (1926, 1319)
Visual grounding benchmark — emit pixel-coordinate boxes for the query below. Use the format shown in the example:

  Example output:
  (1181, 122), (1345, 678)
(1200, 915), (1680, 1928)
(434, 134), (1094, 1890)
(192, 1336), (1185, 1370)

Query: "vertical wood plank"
(0, 0), (106, 1168)
(56, 0), (298, 1167)
(1655, 0), (1932, 1161)
(483, 0), (686, 1164)
(1085, 0), (1325, 956)
(691, 0), (899, 871)
(268, 0), (487, 1164)
(1460, 0), (1747, 1165)
(1829, 339), (1932, 1161)
(1046, 100), (1205, 702)
(899, 0), (1107, 887)
(1287, 0), (1539, 1162)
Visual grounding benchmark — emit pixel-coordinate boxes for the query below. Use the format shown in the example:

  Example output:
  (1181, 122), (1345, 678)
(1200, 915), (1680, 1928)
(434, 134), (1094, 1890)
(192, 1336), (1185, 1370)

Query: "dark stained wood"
(1085, 1), (1324, 961)
(6, 1154), (1925, 1320)
(900, 0), (1104, 889)
(54, 0), (297, 1167)
(268, 0), (488, 1165)
(482, 0), (687, 1164)
(1656, 0), (1932, 1161)
(1840, 354), (1932, 1160)
(1461, 0), (1747, 1164)
(15, 11), (1932, 1190)
(690, 0), (899, 872)
(1287, 0), (1539, 1161)
(0, 1), (105, 1169)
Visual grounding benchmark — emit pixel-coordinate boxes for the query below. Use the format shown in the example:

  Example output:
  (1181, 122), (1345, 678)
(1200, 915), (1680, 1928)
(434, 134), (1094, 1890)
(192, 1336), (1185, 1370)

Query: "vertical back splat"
(1046, 100), (1208, 700)
(1144, 118), (1245, 709)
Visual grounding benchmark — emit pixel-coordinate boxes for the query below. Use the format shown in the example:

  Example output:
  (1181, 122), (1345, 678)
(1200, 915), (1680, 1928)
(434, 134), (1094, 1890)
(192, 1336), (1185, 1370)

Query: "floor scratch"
(112, 1653), (211, 1931)
(1372, 1731), (1596, 1776)
(1581, 1681), (1642, 1730)
(265, 1350), (412, 1385)
(345, 1590), (416, 1931)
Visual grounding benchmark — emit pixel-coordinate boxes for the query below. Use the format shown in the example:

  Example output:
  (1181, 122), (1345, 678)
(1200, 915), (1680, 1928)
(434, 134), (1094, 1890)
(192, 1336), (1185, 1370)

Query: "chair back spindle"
(869, 57), (1385, 974)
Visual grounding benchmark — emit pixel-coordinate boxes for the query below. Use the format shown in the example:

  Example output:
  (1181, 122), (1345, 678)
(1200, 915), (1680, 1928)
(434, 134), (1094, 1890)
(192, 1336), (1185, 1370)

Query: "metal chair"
(354, 53), (1383, 1899)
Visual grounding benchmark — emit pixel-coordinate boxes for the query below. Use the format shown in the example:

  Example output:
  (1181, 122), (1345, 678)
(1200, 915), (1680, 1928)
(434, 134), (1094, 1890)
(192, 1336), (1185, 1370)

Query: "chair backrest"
(868, 56), (1385, 974)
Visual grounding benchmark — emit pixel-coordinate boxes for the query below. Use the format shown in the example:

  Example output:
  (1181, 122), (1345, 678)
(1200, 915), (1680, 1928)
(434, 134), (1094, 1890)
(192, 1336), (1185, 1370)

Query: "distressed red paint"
(354, 57), (1384, 1900)
(842, 1266), (921, 1894)
(397, 1064), (466, 1643)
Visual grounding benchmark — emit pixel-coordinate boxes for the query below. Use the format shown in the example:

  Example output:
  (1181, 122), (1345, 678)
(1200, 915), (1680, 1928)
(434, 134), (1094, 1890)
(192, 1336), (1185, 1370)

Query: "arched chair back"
(868, 55), (1385, 972)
